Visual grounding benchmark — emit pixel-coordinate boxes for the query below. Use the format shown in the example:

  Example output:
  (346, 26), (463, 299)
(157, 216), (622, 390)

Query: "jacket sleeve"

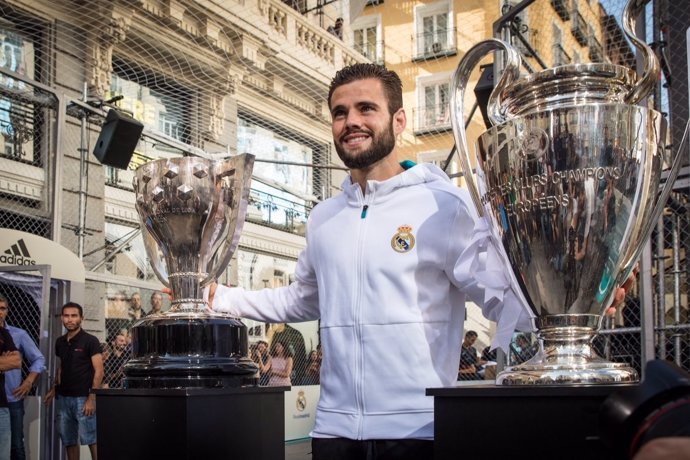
(211, 244), (320, 324)
(446, 199), (535, 352)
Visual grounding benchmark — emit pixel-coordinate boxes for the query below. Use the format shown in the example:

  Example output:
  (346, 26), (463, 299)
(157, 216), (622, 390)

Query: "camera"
(600, 359), (690, 458)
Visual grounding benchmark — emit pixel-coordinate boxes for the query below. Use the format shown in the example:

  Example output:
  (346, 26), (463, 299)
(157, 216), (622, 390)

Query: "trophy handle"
(199, 153), (255, 287)
(622, 0), (660, 104)
(450, 39), (522, 216)
(618, 120), (690, 284)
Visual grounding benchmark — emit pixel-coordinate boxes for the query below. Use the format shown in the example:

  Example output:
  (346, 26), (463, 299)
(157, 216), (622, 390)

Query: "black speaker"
(474, 63), (495, 130)
(93, 109), (144, 170)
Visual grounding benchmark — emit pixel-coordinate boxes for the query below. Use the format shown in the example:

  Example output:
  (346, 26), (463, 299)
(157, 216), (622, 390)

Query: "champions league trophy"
(451, 0), (688, 384)
(123, 154), (259, 388)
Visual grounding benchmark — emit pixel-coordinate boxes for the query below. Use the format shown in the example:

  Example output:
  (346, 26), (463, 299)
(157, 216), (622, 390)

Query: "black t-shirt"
(55, 329), (102, 397)
(0, 327), (18, 407)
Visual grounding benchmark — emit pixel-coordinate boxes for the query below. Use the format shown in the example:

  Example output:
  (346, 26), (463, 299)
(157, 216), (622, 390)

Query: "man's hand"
(162, 282), (218, 308)
(633, 437), (690, 460)
(44, 386), (55, 406)
(606, 267), (638, 317)
(83, 396), (96, 416)
(12, 378), (34, 399)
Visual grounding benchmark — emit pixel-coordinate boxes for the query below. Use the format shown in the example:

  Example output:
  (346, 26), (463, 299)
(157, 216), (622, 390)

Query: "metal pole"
(640, 241), (656, 373)
(672, 213), (682, 364)
(77, 82), (88, 259)
(655, 218), (667, 359)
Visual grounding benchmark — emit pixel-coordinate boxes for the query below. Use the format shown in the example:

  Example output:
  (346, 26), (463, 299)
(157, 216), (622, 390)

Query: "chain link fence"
(0, 0), (688, 393)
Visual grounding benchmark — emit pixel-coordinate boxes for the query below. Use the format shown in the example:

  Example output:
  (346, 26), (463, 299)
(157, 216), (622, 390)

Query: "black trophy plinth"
(427, 384), (631, 460)
(124, 315), (258, 388)
(96, 386), (288, 460)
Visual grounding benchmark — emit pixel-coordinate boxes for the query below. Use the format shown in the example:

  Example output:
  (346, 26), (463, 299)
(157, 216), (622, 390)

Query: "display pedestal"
(96, 386), (288, 460)
(427, 384), (630, 460)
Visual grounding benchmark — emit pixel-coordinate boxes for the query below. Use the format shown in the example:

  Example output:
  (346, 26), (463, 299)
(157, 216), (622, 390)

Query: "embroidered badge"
(391, 225), (415, 253)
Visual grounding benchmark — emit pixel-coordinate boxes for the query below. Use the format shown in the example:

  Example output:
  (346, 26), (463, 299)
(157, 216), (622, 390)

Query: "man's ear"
(393, 108), (406, 135)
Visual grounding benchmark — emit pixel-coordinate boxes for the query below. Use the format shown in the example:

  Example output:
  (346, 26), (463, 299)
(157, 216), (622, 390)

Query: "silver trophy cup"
(124, 154), (259, 388)
(451, 0), (686, 384)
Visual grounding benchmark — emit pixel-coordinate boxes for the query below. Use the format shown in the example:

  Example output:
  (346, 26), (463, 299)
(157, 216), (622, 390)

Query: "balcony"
(413, 104), (451, 135)
(553, 44), (572, 67)
(413, 29), (457, 61)
(571, 10), (588, 47)
(550, 0), (571, 21)
(246, 189), (311, 236)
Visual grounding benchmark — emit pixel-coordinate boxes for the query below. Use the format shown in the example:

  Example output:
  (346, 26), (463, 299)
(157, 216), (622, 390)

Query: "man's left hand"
(606, 268), (638, 317)
(11, 379), (33, 399)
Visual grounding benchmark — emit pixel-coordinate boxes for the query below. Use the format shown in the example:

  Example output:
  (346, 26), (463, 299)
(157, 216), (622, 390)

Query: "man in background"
(146, 292), (163, 317)
(0, 311), (20, 460)
(45, 302), (103, 460)
(0, 294), (45, 460)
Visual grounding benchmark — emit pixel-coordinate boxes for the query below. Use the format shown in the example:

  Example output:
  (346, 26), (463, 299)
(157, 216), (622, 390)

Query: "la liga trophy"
(451, 0), (686, 384)
(123, 154), (259, 388)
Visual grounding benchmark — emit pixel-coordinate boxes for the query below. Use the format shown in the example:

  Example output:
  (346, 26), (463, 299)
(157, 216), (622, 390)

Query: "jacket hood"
(341, 163), (451, 204)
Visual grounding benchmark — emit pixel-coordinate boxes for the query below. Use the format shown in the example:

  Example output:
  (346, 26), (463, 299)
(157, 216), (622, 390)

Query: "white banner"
(284, 385), (320, 441)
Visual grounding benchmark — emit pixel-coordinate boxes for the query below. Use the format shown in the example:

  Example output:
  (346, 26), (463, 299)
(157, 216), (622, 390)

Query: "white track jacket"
(213, 163), (532, 440)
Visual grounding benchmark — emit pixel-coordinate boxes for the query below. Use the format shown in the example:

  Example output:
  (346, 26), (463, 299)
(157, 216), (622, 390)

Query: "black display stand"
(427, 384), (631, 460)
(95, 386), (289, 460)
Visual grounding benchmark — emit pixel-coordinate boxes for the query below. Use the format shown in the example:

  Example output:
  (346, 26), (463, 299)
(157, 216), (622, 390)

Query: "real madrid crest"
(296, 390), (307, 412)
(391, 225), (415, 253)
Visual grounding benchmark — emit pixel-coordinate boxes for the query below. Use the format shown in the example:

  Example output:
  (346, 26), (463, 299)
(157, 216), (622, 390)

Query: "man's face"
(114, 334), (127, 350)
(0, 300), (7, 326)
(131, 294), (141, 310)
(150, 293), (162, 312)
(330, 78), (404, 170)
(61, 307), (82, 332)
(464, 335), (476, 346)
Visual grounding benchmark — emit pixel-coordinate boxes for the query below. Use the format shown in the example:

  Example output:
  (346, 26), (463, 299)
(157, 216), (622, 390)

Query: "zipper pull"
(361, 205), (369, 219)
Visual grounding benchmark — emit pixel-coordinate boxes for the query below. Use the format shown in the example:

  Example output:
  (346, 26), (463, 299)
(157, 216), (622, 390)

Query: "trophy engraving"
(124, 154), (259, 388)
(451, 0), (687, 384)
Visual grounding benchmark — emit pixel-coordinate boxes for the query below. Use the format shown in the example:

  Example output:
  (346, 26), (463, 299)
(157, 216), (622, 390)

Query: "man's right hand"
(44, 386), (55, 406)
(162, 282), (218, 308)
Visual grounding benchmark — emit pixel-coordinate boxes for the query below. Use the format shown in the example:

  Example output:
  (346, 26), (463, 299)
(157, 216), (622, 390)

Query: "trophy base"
(497, 356), (638, 385)
(123, 313), (259, 389)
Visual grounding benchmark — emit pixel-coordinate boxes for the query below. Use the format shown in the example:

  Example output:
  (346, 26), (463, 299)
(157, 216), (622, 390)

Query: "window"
(237, 114), (320, 233)
(415, 73), (451, 133)
(351, 15), (382, 63)
(415, 1), (454, 58)
(0, 18), (39, 164)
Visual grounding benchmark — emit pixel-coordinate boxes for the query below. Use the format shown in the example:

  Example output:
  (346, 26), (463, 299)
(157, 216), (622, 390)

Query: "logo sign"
(0, 238), (36, 266)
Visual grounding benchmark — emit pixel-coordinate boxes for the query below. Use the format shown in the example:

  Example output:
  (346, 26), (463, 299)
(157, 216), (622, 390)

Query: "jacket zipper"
(355, 190), (371, 439)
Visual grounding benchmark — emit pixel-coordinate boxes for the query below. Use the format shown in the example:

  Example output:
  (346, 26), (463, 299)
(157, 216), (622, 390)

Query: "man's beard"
(335, 120), (396, 170)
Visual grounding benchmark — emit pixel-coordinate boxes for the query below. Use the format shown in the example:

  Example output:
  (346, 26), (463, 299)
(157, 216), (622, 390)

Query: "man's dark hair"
(62, 302), (83, 317)
(0, 293), (7, 305)
(328, 63), (403, 116)
(465, 330), (478, 339)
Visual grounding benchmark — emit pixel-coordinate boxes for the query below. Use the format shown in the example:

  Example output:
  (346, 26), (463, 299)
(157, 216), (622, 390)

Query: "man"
(190, 63), (529, 460)
(0, 294), (45, 460)
(146, 292), (163, 316)
(191, 63), (629, 459)
(103, 333), (130, 389)
(0, 313), (20, 460)
(127, 292), (144, 321)
(45, 303), (103, 460)
(458, 330), (480, 381)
